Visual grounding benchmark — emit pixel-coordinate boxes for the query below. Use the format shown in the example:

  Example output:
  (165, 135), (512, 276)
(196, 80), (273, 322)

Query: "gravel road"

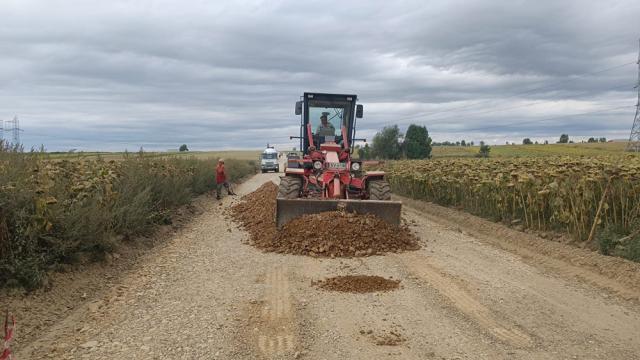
(14, 172), (640, 359)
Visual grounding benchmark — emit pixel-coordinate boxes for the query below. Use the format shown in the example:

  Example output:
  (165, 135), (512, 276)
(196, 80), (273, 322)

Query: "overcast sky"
(1, 0), (639, 151)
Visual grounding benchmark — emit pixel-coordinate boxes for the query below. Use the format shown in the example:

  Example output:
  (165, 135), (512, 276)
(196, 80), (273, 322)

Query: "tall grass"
(0, 142), (257, 289)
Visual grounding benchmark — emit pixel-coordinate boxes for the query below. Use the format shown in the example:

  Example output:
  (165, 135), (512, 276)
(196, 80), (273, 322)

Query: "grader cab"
(276, 92), (401, 228)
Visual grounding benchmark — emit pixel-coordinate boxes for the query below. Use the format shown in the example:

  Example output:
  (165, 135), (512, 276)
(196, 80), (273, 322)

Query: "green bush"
(0, 143), (257, 289)
(595, 223), (640, 262)
(596, 225), (623, 256)
(623, 237), (640, 262)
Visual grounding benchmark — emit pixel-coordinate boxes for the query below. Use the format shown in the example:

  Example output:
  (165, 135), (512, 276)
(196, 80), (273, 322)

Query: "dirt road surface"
(15, 172), (640, 359)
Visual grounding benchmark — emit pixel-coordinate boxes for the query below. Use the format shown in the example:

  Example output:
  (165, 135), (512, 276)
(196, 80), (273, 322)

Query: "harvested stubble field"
(383, 155), (640, 261)
(229, 182), (420, 257)
(47, 150), (262, 162)
(430, 141), (638, 158)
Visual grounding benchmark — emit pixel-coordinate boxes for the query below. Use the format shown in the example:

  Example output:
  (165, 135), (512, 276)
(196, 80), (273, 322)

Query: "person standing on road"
(216, 159), (236, 200)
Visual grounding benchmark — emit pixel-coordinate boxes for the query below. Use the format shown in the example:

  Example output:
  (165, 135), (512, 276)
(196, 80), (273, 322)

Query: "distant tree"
(587, 137), (597, 143)
(599, 137), (607, 143)
(470, 141), (475, 146)
(461, 140), (466, 147)
(558, 134), (569, 143)
(522, 138), (533, 145)
(544, 140), (549, 145)
(403, 124), (433, 159)
(535, 141), (539, 145)
(372, 125), (402, 159)
(179, 144), (189, 152)
(477, 141), (491, 158)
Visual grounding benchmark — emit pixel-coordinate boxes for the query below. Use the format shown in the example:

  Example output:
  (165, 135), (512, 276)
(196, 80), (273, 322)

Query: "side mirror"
(356, 104), (363, 118)
(295, 101), (302, 115)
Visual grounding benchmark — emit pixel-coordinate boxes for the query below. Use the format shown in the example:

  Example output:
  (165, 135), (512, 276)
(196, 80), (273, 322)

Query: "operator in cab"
(315, 113), (336, 136)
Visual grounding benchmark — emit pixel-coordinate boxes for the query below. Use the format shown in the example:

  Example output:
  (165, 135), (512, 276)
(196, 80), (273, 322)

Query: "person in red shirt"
(216, 159), (236, 199)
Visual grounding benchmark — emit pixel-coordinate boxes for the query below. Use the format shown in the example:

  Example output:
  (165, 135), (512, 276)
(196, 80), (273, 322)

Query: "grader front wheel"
(368, 179), (392, 200)
(277, 176), (302, 199)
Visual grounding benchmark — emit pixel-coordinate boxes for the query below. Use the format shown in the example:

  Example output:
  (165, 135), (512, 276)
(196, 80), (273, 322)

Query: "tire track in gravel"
(400, 252), (534, 348)
(256, 265), (297, 357)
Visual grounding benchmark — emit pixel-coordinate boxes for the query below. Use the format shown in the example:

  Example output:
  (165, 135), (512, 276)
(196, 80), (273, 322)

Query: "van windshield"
(262, 153), (277, 159)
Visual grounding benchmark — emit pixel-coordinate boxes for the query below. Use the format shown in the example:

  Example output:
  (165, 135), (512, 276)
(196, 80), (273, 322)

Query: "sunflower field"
(0, 143), (257, 289)
(383, 156), (640, 259)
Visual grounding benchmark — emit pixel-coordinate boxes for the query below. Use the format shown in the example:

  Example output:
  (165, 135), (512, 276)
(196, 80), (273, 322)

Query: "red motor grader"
(276, 92), (401, 228)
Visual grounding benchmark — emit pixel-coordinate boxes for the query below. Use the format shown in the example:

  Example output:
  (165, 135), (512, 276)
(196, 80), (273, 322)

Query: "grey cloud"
(0, 0), (638, 151)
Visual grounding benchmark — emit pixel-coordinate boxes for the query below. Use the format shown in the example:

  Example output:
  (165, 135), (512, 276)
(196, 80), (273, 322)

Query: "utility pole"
(627, 39), (640, 152)
(5, 116), (22, 146)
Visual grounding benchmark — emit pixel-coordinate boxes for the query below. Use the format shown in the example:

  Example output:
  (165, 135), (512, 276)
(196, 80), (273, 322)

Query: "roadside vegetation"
(382, 156), (640, 262)
(0, 142), (257, 289)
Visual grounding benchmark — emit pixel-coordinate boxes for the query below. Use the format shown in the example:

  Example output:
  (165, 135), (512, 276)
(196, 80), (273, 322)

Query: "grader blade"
(275, 198), (402, 229)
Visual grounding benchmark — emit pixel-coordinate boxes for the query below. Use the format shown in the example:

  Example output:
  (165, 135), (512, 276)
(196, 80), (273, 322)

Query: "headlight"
(351, 162), (361, 171)
(313, 161), (323, 170)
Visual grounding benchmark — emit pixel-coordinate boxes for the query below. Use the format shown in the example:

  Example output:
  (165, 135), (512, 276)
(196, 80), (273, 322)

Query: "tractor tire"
(368, 179), (391, 201)
(278, 176), (302, 199)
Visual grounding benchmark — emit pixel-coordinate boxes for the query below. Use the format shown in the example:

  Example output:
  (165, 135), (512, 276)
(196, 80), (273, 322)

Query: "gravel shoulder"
(11, 173), (640, 359)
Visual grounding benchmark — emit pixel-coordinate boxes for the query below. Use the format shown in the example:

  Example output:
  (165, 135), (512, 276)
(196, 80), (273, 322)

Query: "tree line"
(356, 124), (433, 160)
(357, 126), (611, 160)
(358, 124), (493, 160)
(520, 134), (607, 145)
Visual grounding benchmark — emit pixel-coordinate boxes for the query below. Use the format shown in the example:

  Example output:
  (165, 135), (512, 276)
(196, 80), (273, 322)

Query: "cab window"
(308, 100), (352, 136)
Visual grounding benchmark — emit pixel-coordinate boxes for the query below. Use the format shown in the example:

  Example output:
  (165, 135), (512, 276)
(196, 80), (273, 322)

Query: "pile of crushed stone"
(313, 275), (401, 293)
(230, 181), (420, 258)
(229, 181), (278, 242)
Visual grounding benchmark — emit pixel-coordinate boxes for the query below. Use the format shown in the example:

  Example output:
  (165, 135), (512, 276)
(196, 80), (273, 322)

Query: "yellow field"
(432, 141), (636, 158)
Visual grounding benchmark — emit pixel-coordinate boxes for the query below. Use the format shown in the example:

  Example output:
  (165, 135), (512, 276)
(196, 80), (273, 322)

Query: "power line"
(395, 60), (636, 123)
(422, 83), (633, 126)
(438, 105), (634, 133)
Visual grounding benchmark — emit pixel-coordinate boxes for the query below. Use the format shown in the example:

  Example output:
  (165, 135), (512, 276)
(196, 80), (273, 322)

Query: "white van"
(260, 147), (279, 173)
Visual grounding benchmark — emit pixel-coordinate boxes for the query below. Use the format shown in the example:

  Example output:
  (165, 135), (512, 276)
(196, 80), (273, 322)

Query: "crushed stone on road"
(313, 275), (401, 293)
(229, 181), (420, 257)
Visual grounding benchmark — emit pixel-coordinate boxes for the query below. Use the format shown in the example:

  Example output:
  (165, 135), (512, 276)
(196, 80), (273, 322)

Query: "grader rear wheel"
(368, 179), (391, 200)
(277, 176), (302, 199)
